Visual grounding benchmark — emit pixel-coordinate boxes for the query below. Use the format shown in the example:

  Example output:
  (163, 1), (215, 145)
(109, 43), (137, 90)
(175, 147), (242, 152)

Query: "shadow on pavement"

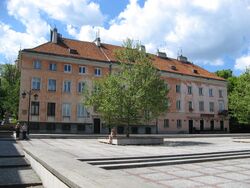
(163, 141), (212, 147)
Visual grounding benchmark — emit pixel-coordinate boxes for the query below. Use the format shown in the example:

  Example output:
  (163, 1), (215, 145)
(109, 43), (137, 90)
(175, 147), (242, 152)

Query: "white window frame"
(164, 119), (169, 128)
(77, 103), (89, 117)
(209, 102), (214, 112)
(33, 60), (41, 69)
(94, 68), (102, 76)
(199, 87), (203, 96)
(49, 63), (57, 71)
(209, 88), (213, 97)
(176, 85), (181, 93)
(219, 101), (225, 111)
(48, 79), (56, 91)
(62, 103), (71, 117)
(188, 86), (192, 95)
(78, 82), (85, 93)
(32, 77), (41, 90)
(199, 101), (204, 111)
(176, 100), (181, 110)
(219, 90), (223, 98)
(79, 66), (86, 74)
(64, 64), (72, 73)
(63, 80), (71, 93)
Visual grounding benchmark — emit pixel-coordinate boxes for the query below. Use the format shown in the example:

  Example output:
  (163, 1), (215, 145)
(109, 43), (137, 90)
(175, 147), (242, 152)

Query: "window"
(199, 87), (203, 96)
(49, 63), (57, 71)
(31, 102), (39, 115)
(77, 104), (89, 117)
(94, 68), (101, 76)
(219, 90), (223, 98)
(199, 101), (204, 111)
(32, 77), (41, 90)
(47, 103), (55, 116)
(62, 103), (71, 117)
(63, 80), (71, 93)
(78, 82), (85, 93)
(164, 119), (169, 128)
(33, 60), (41, 69)
(64, 64), (72, 72)
(209, 102), (214, 112)
(176, 85), (181, 93)
(188, 101), (193, 110)
(48, 79), (56, 91)
(79, 66), (86, 74)
(219, 101), (225, 111)
(188, 86), (192, 95)
(209, 88), (213, 97)
(177, 120), (182, 128)
(176, 100), (181, 110)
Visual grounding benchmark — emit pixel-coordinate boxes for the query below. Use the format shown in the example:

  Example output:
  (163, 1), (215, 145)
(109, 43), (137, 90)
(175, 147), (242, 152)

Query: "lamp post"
(22, 90), (38, 135)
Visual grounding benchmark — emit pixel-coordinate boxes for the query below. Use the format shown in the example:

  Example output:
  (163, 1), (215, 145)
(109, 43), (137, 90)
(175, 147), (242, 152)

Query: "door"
(189, 120), (193, 134)
(93, 118), (100, 134)
(220, 121), (224, 131)
(210, 120), (214, 131)
(145, 127), (151, 134)
(200, 120), (204, 131)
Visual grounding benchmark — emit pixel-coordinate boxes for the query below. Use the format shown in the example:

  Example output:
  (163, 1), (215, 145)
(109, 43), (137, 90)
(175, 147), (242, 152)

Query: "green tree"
(215, 69), (236, 93)
(229, 69), (250, 124)
(0, 64), (20, 119)
(85, 39), (169, 137)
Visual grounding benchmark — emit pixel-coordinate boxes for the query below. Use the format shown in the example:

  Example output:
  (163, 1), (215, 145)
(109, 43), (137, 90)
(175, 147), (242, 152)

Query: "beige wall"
(18, 51), (229, 133)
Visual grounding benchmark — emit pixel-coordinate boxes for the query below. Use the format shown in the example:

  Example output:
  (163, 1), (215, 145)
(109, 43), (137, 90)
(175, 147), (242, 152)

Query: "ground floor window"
(62, 124), (70, 131)
(77, 124), (86, 131)
(164, 119), (169, 128)
(177, 120), (182, 128)
(46, 123), (56, 130)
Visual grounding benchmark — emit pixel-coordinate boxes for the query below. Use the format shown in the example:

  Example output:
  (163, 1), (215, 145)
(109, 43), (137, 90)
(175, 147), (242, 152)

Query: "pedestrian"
(21, 123), (28, 140)
(15, 122), (20, 139)
(108, 128), (117, 144)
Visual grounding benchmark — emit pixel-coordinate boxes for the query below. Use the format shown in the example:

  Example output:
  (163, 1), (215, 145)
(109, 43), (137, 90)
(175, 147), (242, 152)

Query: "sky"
(1, 0), (250, 75)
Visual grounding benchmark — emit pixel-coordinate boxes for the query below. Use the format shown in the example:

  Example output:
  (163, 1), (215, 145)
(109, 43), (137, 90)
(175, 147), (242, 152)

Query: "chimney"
(140, 45), (146, 52)
(95, 37), (101, 47)
(51, 27), (58, 43)
(157, 49), (167, 58)
(177, 55), (188, 62)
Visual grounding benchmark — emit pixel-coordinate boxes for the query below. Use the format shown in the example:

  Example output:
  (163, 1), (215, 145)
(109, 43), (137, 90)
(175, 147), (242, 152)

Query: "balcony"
(218, 110), (228, 116)
(189, 107), (194, 112)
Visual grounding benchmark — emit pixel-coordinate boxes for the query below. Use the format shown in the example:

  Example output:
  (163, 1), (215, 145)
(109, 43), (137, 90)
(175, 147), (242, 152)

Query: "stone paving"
(19, 136), (250, 187)
(0, 133), (43, 187)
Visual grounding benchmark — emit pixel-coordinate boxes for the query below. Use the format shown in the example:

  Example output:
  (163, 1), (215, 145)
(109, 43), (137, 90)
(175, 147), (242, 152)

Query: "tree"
(85, 39), (169, 137)
(0, 64), (20, 119)
(229, 69), (250, 124)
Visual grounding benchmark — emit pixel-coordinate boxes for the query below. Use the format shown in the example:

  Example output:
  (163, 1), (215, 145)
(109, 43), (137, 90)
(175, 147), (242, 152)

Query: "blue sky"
(1, 0), (250, 75)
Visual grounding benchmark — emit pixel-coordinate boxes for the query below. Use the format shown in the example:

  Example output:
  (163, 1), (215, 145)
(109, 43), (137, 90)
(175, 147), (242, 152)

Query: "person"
(15, 122), (20, 139)
(108, 128), (117, 144)
(21, 123), (28, 140)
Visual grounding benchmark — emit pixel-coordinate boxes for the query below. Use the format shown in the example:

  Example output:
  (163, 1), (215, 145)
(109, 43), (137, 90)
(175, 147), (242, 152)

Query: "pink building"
(18, 29), (229, 134)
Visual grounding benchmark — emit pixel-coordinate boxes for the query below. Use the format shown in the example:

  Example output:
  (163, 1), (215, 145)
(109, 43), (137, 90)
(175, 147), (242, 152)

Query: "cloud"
(1, 0), (105, 61)
(0, 22), (46, 61)
(235, 55), (250, 71)
(68, 0), (250, 67)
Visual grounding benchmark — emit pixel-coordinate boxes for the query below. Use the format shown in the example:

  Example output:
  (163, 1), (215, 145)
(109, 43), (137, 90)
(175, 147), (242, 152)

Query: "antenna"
(96, 29), (100, 39)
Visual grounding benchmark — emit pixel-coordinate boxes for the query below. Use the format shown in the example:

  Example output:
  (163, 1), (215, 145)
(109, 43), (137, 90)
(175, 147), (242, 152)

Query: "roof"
(23, 38), (225, 81)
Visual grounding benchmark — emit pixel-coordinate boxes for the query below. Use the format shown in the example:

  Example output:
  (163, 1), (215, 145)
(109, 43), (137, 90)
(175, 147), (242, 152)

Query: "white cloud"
(69, 0), (250, 67)
(1, 0), (105, 61)
(0, 22), (46, 61)
(235, 55), (250, 71)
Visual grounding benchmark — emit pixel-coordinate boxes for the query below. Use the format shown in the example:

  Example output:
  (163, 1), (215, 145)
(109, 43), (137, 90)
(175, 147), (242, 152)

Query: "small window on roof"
(193, 69), (198, 74)
(171, 65), (177, 70)
(68, 48), (78, 54)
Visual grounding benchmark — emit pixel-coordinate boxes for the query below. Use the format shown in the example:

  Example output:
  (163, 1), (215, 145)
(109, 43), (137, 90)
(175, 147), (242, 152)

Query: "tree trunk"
(126, 125), (130, 138)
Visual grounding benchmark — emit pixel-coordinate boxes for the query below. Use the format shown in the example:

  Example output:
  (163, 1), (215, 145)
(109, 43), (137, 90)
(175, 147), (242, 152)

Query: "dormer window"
(193, 69), (198, 74)
(69, 48), (78, 54)
(171, 65), (177, 70)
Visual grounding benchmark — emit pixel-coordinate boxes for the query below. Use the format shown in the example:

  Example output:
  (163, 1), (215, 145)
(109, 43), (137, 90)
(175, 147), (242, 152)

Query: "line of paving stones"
(0, 132), (43, 188)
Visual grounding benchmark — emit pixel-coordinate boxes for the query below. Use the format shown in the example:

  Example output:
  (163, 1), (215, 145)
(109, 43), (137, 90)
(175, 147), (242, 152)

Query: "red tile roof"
(24, 38), (225, 81)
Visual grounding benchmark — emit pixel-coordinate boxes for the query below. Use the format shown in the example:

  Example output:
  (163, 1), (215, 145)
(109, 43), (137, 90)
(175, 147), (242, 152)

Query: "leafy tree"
(85, 39), (169, 137)
(215, 69), (233, 79)
(0, 64), (20, 119)
(229, 69), (250, 124)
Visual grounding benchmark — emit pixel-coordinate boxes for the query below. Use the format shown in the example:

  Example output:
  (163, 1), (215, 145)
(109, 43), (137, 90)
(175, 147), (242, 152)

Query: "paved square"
(19, 136), (250, 188)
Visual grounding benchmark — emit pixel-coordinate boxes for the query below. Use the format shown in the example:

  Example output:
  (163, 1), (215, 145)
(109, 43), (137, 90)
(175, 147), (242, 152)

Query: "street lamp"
(21, 90), (38, 135)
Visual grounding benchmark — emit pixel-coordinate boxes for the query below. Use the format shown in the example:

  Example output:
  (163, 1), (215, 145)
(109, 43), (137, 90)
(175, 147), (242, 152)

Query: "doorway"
(210, 120), (214, 131)
(145, 127), (151, 134)
(189, 120), (193, 134)
(200, 120), (204, 131)
(93, 118), (100, 134)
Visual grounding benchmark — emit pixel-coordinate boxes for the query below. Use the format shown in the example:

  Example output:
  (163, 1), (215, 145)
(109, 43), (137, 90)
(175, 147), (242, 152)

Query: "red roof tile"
(24, 38), (225, 81)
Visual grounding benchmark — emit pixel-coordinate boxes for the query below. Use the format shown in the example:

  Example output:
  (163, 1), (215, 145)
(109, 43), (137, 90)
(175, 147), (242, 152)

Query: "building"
(18, 29), (229, 134)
